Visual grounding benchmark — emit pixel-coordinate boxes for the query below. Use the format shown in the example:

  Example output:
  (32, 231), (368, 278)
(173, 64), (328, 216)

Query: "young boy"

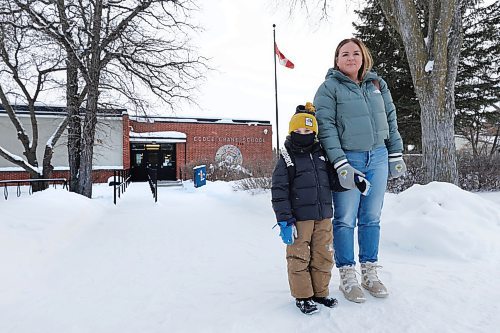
(271, 103), (338, 315)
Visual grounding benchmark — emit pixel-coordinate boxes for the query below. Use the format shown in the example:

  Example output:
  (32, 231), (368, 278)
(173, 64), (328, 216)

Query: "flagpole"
(273, 24), (279, 153)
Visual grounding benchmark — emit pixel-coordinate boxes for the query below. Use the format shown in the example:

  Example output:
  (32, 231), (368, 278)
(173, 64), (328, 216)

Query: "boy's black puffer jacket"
(271, 138), (333, 222)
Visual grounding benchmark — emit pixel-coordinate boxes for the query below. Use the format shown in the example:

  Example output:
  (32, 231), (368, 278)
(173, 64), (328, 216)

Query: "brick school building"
(0, 106), (273, 183)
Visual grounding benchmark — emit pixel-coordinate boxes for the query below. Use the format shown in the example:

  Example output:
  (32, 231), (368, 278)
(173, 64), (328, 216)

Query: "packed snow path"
(1, 181), (499, 333)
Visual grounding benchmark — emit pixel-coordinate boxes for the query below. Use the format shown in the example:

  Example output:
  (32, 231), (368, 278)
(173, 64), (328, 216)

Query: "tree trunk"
(77, 89), (98, 198)
(419, 87), (459, 183)
(76, 0), (103, 198)
(378, 0), (461, 184)
(41, 116), (68, 191)
(66, 52), (82, 192)
(31, 173), (48, 192)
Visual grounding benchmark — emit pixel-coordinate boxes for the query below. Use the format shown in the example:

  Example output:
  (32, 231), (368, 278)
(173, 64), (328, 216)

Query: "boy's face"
(293, 128), (314, 135)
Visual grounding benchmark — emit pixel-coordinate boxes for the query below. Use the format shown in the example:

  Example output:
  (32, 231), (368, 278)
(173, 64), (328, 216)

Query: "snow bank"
(1, 181), (499, 332)
(0, 189), (107, 304)
(382, 182), (500, 261)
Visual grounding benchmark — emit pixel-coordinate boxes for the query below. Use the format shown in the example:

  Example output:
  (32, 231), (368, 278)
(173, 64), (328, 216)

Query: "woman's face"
(336, 42), (363, 80)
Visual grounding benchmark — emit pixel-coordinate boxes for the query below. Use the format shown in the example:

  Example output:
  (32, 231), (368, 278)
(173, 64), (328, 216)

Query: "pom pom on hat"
(295, 102), (316, 114)
(289, 102), (318, 134)
(305, 102), (316, 113)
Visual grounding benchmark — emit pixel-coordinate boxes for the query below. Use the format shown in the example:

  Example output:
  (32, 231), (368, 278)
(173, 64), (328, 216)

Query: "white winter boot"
(338, 265), (366, 303)
(360, 262), (389, 298)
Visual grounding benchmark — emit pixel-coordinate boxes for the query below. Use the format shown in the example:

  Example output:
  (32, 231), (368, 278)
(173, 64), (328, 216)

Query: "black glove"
(354, 175), (371, 196)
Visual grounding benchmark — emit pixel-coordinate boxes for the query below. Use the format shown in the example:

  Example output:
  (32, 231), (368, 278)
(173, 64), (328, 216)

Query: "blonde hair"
(334, 38), (373, 81)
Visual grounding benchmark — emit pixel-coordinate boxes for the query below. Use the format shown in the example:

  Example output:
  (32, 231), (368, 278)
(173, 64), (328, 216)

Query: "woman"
(313, 38), (406, 303)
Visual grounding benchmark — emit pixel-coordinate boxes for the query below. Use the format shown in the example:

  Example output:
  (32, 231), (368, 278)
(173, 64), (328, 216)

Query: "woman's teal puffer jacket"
(314, 69), (403, 165)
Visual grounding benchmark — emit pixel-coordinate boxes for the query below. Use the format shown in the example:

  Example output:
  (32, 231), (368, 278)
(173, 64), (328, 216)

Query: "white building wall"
(0, 114), (123, 170)
(93, 118), (124, 168)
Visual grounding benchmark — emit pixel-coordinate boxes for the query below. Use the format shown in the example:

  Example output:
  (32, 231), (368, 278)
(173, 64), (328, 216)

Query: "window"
(135, 153), (143, 165)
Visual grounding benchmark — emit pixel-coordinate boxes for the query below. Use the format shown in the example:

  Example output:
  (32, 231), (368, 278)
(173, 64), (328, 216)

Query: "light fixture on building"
(145, 144), (160, 150)
(263, 129), (268, 135)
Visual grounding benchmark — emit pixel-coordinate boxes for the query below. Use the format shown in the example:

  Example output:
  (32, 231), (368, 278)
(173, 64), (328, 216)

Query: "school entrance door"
(130, 143), (177, 182)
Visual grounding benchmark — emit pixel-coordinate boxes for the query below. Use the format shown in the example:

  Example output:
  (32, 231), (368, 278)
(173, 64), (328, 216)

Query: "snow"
(129, 115), (270, 125)
(0, 146), (39, 174)
(129, 131), (187, 139)
(0, 181), (499, 333)
(129, 131), (187, 143)
(0, 146), (25, 163)
(46, 118), (67, 149)
(215, 119), (235, 123)
(0, 166), (124, 172)
(425, 60), (435, 73)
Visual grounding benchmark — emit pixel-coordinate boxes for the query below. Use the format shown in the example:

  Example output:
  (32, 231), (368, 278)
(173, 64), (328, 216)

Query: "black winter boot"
(295, 298), (319, 315)
(312, 296), (338, 308)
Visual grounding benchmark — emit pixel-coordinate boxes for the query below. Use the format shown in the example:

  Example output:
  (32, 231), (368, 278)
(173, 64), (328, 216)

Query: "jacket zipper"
(310, 153), (323, 218)
(360, 82), (377, 144)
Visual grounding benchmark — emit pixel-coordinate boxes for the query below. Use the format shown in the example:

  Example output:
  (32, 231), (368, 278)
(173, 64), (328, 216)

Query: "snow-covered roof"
(0, 105), (271, 125)
(129, 131), (187, 143)
(0, 104), (126, 117)
(129, 115), (271, 126)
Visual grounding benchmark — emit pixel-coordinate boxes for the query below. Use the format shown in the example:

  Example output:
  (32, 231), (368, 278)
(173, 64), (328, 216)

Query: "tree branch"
(0, 146), (39, 175)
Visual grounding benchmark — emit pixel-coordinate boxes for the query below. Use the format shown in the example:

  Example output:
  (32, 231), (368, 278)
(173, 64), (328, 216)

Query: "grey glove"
(335, 160), (365, 190)
(388, 153), (407, 179)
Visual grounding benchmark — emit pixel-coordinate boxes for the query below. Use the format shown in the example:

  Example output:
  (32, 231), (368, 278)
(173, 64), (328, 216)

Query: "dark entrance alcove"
(130, 143), (176, 182)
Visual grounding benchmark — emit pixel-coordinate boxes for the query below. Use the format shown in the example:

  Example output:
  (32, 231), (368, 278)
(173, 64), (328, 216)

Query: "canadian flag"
(275, 43), (295, 69)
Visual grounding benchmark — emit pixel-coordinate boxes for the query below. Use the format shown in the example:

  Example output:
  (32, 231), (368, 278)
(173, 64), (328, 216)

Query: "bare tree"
(285, 0), (474, 184)
(456, 105), (500, 157)
(377, 0), (466, 184)
(487, 104), (500, 157)
(0, 9), (67, 191)
(13, 0), (207, 198)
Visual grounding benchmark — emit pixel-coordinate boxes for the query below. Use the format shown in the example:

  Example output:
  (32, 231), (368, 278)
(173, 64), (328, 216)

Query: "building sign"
(215, 145), (243, 166)
(193, 136), (265, 144)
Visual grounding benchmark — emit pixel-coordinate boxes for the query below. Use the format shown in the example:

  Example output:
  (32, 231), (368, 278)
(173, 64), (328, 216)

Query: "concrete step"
(157, 180), (183, 187)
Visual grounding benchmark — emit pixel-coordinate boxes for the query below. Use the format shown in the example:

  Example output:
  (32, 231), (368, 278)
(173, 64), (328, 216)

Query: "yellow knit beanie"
(288, 102), (318, 134)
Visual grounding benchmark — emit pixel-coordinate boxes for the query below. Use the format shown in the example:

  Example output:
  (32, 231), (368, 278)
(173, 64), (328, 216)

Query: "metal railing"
(146, 167), (158, 203)
(111, 169), (131, 205)
(1, 178), (68, 200)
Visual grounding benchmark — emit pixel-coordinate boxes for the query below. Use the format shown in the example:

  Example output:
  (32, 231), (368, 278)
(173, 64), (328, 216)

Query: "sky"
(2, 0), (359, 152)
(1, 180), (499, 332)
(6, 0), (496, 151)
(179, 0), (362, 148)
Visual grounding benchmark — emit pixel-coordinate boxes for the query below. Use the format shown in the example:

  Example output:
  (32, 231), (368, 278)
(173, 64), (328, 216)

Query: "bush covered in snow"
(457, 152), (500, 191)
(182, 156), (277, 183)
(387, 152), (500, 193)
(233, 177), (272, 192)
(229, 151), (499, 193)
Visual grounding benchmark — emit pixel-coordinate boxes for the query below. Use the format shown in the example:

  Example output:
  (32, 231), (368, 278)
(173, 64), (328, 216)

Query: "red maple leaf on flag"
(275, 43), (295, 69)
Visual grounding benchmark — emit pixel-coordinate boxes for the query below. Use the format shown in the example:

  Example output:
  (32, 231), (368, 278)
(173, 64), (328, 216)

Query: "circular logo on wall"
(215, 145), (243, 166)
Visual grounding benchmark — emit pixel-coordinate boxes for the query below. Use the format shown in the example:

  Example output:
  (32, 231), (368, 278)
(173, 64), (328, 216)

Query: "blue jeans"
(332, 146), (388, 267)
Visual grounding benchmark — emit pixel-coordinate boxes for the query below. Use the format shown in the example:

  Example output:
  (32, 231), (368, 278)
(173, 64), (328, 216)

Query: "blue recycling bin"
(193, 165), (207, 188)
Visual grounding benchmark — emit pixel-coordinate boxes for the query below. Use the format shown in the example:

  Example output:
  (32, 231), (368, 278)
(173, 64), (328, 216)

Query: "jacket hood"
(325, 68), (378, 83)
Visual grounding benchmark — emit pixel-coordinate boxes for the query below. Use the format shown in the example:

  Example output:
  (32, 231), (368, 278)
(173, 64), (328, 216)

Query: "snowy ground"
(1, 181), (499, 333)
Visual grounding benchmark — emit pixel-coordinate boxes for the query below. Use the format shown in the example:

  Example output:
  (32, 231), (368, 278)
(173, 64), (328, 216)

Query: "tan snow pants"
(286, 218), (334, 299)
